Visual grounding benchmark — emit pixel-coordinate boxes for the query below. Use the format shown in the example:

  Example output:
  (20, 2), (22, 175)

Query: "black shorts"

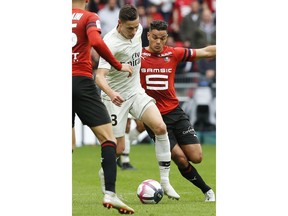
(72, 76), (111, 128)
(145, 106), (200, 150)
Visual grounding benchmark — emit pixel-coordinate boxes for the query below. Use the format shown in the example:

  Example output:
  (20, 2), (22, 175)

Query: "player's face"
(118, 18), (139, 40)
(147, 30), (168, 53)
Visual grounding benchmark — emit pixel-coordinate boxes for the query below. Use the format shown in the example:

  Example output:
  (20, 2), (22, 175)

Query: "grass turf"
(72, 144), (216, 216)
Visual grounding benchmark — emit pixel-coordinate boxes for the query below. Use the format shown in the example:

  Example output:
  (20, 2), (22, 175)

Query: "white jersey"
(98, 24), (144, 100)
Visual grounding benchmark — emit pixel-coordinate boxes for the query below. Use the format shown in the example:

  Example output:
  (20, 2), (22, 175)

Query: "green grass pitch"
(72, 143), (216, 216)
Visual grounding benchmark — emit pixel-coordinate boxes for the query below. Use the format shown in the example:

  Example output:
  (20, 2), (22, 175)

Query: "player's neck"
(146, 46), (163, 54)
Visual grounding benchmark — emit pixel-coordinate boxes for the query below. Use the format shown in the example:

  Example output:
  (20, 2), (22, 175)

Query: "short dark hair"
(149, 20), (168, 31)
(119, 4), (138, 22)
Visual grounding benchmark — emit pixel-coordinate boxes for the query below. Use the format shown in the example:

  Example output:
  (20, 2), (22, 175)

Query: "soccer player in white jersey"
(96, 4), (180, 200)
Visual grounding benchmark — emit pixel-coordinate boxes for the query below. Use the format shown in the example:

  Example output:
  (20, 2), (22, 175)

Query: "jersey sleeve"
(86, 13), (122, 71)
(97, 34), (119, 70)
(174, 47), (196, 62)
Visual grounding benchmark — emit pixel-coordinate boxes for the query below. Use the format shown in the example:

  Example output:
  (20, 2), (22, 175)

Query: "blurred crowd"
(88, 0), (216, 92)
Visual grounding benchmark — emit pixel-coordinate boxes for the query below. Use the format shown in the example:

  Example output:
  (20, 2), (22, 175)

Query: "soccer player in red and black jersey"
(140, 20), (216, 202)
(72, 0), (134, 214)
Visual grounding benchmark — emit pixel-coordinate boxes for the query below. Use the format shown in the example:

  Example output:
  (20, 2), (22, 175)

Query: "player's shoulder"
(72, 9), (100, 21)
(164, 46), (175, 51)
(103, 28), (118, 41)
(171, 46), (187, 55)
(85, 10), (100, 20)
(161, 46), (178, 55)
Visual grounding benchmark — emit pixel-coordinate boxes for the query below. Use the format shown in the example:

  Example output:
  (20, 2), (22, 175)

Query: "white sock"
(129, 127), (140, 144)
(121, 133), (131, 163)
(105, 191), (115, 196)
(154, 133), (171, 184)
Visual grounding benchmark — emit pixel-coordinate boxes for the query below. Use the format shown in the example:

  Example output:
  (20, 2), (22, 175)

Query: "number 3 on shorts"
(111, 114), (117, 126)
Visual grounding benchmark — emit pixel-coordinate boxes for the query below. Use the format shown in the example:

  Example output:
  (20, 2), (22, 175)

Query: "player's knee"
(152, 122), (167, 135)
(190, 153), (203, 164)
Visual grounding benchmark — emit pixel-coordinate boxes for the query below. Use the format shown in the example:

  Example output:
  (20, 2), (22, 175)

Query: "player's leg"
(140, 103), (180, 200)
(171, 144), (214, 201)
(180, 144), (202, 164)
(74, 76), (134, 213)
(129, 119), (145, 144)
(116, 118), (130, 168)
(178, 144), (215, 201)
(91, 123), (117, 193)
(72, 128), (76, 153)
(95, 117), (124, 194)
(120, 118), (136, 170)
(72, 96), (76, 153)
(91, 119), (134, 213)
(170, 107), (215, 202)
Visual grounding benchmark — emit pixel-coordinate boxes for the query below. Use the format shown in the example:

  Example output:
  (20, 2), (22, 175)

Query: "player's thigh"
(103, 99), (130, 138)
(172, 117), (203, 163)
(73, 77), (111, 127)
(129, 92), (157, 120)
(130, 92), (165, 133)
(141, 104), (167, 134)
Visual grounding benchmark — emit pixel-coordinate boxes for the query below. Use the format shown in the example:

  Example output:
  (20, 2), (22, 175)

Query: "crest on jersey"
(164, 57), (170, 62)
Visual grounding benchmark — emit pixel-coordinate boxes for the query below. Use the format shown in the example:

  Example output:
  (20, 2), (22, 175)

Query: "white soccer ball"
(137, 179), (164, 204)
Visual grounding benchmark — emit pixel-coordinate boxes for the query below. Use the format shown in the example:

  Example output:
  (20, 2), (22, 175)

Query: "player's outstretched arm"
(88, 31), (125, 71)
(195, 45), (216, 60)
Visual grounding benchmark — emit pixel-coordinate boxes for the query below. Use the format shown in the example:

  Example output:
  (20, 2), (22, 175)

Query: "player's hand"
(121, 64), (133, 78)
(110, 91), (125, 107)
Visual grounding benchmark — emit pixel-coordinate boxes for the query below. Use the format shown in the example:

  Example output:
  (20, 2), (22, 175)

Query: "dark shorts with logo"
(72, 76), (111, 128)
(145, 106), (200, 151)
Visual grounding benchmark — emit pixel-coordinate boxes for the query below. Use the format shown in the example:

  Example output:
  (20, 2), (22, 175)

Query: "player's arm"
(88, 31), (132, 77)
(95, 68), (125, 107)
(194, 45), (216, 60)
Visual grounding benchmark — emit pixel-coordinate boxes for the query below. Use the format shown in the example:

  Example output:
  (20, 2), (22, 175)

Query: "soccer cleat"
(103, 193), (135, 214)
(161, 182), (180, 200)
(204, 189), (215, 202)
(122, 162), (136, 170)
(98, 168), (105, 194)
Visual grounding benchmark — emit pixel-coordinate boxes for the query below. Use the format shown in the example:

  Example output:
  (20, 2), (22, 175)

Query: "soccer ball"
(137, 179), (164, 204)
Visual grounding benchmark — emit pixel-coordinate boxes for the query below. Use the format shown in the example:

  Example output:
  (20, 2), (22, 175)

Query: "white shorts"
(103, 91), (155, 137)
(128, 113), (134, 119)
